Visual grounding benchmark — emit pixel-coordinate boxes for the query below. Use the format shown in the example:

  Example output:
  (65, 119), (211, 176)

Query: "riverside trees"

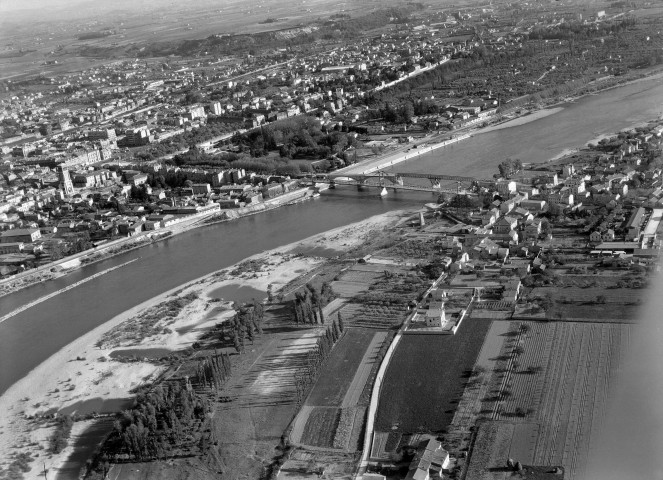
(104, 381), (213, 463)
(224, 300), (265, 354)
(292, 282), (334, 325)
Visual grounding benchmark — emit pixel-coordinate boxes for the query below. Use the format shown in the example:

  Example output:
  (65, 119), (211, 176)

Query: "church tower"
(58, 166), (74, 196)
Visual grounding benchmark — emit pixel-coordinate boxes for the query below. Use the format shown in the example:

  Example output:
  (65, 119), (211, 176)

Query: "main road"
(1, 73), (663, 396)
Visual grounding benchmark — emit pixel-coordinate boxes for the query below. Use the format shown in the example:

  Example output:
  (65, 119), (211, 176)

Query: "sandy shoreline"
(477, 107), (565, 134)
(0, 208), (408, 479)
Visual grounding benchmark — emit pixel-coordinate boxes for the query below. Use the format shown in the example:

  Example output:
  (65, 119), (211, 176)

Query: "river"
(1, 74), (663, 396)
(389, 74), (663, 178)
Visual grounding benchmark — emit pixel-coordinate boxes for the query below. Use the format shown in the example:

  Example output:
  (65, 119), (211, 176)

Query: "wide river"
(1, 74), (663, 396)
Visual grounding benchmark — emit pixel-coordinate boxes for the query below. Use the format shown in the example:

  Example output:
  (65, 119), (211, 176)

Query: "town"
(1, 0), (663, 480)
(2, 0), (662, 281)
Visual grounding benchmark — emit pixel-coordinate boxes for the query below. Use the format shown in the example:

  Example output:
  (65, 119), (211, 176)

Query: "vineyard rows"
(485, 322), (630, 480)
(338, 302), (407, 329)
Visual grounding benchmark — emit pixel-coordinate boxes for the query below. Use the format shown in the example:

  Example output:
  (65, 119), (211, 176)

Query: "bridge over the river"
(305, 171), (478, 195)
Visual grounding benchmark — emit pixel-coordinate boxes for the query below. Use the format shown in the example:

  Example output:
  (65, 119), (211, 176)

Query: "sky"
(0, 0), (230, 12)
(1, 0), (94, 13)
(0, 0), (228, 19)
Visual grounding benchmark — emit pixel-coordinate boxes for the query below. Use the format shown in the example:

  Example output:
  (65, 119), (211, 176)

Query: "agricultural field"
(207, 328), (325, 480)
(306, 329), (381, 407)
(373, 318), (492, 446)
(527, 283), (645, 322)
(337, 301), (409, 329)
(331, 263), (418, 299)
(378, 238), (440, 262)
(329, 262), (428, 329)
(463, 321), (631, 480)
(300, 407), (340, 447)
(290, 328), (389, 451)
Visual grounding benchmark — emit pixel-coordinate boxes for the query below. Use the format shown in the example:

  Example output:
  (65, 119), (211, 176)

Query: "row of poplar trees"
(195, 350), (232, 391)
(294, 315), (345, 405)
(292, 282), (334, 325)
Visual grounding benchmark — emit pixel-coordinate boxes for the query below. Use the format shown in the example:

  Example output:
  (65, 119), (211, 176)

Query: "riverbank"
(467, 66), (663, 145)
(0, 208), (410, 480)
(0, 188), (313, 301)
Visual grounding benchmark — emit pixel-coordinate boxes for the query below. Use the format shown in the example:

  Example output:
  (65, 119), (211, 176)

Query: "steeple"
(58, 166), (74, 196)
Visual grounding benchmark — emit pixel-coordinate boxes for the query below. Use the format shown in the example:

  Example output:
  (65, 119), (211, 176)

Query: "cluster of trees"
(380, 101), (415, 124)
(364, 98), (444, 124)
(230, 157), (313, 176)
(195, 351), (232, 391)
(146, 171), (203, 190)
(129, 184), (151, 202)
(171, 147), (311, 175)
(530, 17), (638, 41)
(294, 315), (345, 404)
(497, 158), (523, 178)
(232, 116), (357, 160)
(48, 232), (94, 260)
(363, 44), (538, 106)
(224, 300), (265, 354)
(49, 415), (74, 454)
(171, 148), (234, 168)
(292, 282), (334, 325)
(106, 380), (211, 462)
(445, 194), (480, 213)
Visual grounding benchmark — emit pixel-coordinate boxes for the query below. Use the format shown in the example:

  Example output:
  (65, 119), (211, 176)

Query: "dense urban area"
(1, 0), (663, 479)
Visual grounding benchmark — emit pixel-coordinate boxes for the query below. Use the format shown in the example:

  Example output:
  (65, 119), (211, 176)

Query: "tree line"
(170, 147), (315, 176)
(292, 282), (334, 325)
(221, 300), (265, 354)
(294, 314), (345, 405)
(195, 351), (232, 391)
(97, 380), (213, 465)
(232, 116), (358, 160)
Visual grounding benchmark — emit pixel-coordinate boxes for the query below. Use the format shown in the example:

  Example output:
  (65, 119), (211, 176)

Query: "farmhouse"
(405, 438), (450, 480)
(426, 301), (446, 327)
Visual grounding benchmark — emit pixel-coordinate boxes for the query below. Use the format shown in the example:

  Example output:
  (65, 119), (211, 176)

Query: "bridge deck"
(325, 171), (476, 183)
(328, 179), (474, 195)
(393, 172), (476, 182)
